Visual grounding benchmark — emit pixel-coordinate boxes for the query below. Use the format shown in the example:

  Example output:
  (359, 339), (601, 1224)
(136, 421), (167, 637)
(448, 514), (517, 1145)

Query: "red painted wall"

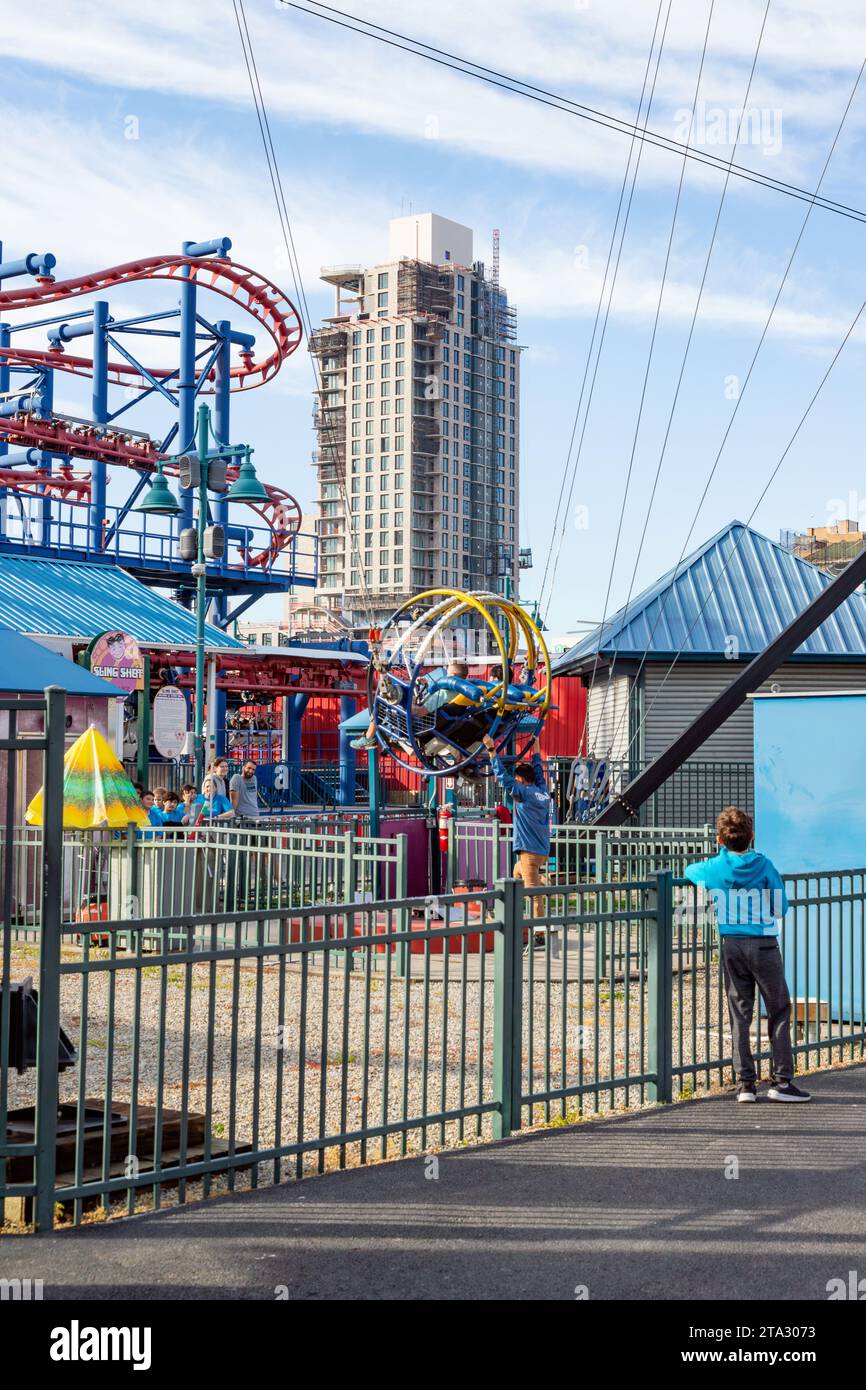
(291, 676), (586, 768)
(539, 675), (586, 757)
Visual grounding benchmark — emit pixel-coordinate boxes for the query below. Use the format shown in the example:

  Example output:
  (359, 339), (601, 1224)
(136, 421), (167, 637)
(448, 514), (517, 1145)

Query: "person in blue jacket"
(483, 734), (551, 919)
(684, 805), (810, 1104)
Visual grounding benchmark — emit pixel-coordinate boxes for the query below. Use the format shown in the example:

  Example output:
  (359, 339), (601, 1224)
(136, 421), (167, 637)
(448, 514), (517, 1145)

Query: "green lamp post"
(137, 405), (268, 786)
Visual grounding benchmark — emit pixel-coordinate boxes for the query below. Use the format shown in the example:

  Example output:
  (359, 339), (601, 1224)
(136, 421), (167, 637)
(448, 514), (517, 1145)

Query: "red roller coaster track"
(0, 253), (305, 568)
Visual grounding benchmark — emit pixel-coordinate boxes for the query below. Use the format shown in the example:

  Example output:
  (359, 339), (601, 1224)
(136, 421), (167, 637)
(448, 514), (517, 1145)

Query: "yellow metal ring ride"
(367, 589), (551, 778)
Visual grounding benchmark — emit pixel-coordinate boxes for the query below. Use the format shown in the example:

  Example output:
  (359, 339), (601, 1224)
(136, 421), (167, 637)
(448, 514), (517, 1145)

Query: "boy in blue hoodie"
(684, 806), (810, 1104)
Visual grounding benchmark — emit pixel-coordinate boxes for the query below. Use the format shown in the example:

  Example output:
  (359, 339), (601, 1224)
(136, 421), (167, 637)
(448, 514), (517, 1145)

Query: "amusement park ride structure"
(0, 236), (312, 629)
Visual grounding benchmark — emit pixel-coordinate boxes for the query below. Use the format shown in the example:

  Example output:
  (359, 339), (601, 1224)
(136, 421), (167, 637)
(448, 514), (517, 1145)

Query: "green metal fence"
(449, 818), (715, 890)
(5, 862), (866, 1232)
(670, 872), (866, 1097)
(0, 823), (408, 945)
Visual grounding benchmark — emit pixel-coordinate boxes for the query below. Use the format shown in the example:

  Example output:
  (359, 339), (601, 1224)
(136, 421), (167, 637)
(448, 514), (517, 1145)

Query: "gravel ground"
(5, 927), (859, 1225)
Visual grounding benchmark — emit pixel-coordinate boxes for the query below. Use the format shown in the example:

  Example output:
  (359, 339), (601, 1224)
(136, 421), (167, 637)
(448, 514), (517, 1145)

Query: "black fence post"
(493, 877), (523, 1138)
(647, 870), (674, 1105)
(34, 685), (65, 1232)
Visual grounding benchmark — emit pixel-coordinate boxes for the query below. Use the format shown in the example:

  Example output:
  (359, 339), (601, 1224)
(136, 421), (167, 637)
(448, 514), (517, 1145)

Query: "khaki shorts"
(514, 850), (547, 918)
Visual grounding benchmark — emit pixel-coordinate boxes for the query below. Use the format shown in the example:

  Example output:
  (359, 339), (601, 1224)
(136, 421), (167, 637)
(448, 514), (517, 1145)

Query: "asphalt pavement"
(3, 1063), (865, 1300)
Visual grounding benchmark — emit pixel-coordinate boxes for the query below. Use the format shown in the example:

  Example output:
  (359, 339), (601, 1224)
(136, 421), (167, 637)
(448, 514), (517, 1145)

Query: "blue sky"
(2, 0), (866, 642)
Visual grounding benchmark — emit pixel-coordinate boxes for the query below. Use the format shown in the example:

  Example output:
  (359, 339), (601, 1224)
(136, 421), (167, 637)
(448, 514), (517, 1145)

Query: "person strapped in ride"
(352, 659), (488, 759)
(483, 734), (551, 919)
(415, 660), (492, 762)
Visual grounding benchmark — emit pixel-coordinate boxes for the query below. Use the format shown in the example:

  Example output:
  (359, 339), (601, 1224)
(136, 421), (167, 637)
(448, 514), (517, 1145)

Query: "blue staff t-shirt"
(193, 794), (233, 820)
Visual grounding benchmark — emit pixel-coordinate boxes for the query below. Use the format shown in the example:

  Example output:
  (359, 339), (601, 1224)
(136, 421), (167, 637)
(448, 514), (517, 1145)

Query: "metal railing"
(0, 823), (408, 942)
(0, 498), (319, 583)
(448, 818), (715, 891)
(557, 756), (755, 826)
(5, 857), (866, 1231)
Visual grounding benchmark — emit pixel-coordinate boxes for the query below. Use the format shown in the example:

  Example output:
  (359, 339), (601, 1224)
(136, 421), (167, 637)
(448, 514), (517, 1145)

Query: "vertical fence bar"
(392, 835), (409, 978)
(647, 870), (674, 1105)
(492, 877), (522, 1138)
(34, 685), (66, 1232)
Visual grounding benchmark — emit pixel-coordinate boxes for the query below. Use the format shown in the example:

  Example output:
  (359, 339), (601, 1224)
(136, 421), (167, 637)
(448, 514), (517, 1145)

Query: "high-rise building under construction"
(310, 214), (522, 628)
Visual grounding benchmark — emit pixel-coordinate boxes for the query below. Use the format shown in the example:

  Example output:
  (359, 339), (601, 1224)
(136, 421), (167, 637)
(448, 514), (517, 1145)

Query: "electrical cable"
(541, 2), (676, 641)
(282, 0), (866, 228)
(582, 0), (726, 760)
(604, 52), (866, 771)
(590, 0), (772, 762)
(233, 0), (380, 633)
(536, 0), (665, 622)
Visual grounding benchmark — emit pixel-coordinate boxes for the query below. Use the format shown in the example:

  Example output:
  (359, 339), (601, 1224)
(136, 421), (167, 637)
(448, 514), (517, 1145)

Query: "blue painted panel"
(754, 693), (866, 1020)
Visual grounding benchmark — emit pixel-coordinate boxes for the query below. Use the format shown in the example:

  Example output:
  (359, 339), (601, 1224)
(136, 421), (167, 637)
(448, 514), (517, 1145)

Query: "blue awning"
(0, 627), (125, 697)
(0, 555), (241, 649)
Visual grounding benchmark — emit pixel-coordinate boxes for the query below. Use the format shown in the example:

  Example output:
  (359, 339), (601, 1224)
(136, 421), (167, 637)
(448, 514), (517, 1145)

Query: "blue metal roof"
(0, 627), (126, 697)
(0, 556), (241, 649)
(555, 521), (866, 671)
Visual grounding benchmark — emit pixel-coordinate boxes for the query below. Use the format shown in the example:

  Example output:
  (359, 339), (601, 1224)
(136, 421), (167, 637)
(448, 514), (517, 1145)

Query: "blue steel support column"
(212, 319), (231, 747)
(367, 747), (380, 837)
(0, 321), (9, 540)
(91, 300), (109, 554)
(288, 693), (310, 804)
(90, 298), (109, 553)
(178, 242), (198, 532)
(39, 369), (53, 548)
(338, 695), (357, 807)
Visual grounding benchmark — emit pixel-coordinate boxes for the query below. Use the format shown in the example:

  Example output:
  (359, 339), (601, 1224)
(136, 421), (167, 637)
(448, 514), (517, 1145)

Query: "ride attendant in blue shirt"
(192, 775), (235, 822)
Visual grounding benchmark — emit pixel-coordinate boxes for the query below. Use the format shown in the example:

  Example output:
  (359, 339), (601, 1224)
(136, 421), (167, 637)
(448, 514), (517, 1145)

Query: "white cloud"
(1, 0), (864, 195)
(1, 96), (857, 350)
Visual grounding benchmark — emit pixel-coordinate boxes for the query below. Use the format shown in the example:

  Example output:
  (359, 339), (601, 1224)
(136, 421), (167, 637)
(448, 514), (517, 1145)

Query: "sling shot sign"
(87, 630), (145, 692)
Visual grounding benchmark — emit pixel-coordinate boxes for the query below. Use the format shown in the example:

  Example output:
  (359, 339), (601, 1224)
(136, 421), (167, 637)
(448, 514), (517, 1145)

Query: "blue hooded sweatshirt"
(683, 848), (788, 938)
(490, 751), (551, 856)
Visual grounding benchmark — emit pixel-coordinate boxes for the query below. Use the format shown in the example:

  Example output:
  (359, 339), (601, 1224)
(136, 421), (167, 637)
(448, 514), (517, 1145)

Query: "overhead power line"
(582, 0), (730, 754)
(537, 0), (667, 622)
(232, 0), (379, 630)
(282, 0), (866, 228)
(606, 51), (866, 766)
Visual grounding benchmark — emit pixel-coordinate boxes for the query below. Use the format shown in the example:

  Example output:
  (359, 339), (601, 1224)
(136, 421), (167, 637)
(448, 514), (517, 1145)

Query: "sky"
(2, 0), (866, 645)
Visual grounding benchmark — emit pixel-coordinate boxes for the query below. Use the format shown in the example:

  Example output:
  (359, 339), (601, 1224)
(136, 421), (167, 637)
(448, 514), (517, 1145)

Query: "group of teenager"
(135, 758), (262, 828)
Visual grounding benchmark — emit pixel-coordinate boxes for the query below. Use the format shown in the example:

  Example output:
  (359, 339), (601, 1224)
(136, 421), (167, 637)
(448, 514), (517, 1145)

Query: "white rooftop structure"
(387, 213), (473, 268)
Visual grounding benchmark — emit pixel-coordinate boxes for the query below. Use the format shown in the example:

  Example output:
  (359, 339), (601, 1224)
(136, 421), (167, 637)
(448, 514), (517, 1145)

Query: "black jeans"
(720, 936), (794, 1084)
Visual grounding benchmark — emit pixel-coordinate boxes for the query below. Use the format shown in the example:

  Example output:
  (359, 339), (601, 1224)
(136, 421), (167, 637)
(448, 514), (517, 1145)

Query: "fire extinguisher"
(438, 802), (452, 854)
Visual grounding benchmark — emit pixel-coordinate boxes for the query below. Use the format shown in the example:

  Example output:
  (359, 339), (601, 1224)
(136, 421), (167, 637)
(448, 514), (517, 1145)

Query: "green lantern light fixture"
(136, 465), (182, 516)
(226, 449), (269, 504)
